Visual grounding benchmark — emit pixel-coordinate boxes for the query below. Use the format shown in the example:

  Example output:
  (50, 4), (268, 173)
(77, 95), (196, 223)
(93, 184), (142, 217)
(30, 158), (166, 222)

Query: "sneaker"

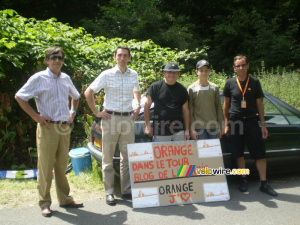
(259, 184), (278, 196)
(239, 178), (248, 192)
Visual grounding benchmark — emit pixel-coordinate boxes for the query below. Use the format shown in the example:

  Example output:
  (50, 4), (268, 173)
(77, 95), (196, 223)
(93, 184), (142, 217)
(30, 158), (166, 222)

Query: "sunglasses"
(50, 56), (64, 61)
(234, 63), (247, 68)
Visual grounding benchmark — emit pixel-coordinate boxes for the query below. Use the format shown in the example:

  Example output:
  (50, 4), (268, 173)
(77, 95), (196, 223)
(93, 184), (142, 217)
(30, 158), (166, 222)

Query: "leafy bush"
(0, 9), (203, 169)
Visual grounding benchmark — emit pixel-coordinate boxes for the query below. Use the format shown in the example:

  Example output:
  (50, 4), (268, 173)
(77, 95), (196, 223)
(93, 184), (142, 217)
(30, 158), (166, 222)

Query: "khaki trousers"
(101, 115), (134, 195)
(36, 123), (73, 208)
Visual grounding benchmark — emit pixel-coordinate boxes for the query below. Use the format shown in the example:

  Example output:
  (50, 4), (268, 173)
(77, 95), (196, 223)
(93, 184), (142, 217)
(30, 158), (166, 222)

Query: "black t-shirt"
(147, 80), (189, 135)
(223, 76), (264, 120)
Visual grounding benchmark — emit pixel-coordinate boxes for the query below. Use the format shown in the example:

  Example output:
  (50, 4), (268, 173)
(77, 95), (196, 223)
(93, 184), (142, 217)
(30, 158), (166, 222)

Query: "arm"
(215, 89), (224, 139)
(68, 98), (79, 124)
(144, 95), (153, 137)
(84, 87), (111, 119)
(188, 88), (197, 140)
(132, 91), (141, 120)
(182, 100), (190, 140)
(15, 96), (50, 128)
(223, 97), (231, 136)
(256, 98), (268, 139)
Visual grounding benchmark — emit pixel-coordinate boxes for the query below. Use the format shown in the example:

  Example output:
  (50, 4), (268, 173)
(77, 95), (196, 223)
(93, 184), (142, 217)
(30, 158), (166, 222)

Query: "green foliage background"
(0, 10), (203, 169)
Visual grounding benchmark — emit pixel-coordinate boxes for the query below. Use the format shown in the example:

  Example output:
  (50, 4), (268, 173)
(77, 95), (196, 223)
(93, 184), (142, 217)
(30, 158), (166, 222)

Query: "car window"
(220, 95), (290, 125)
(264, 98), (289, 125)
(269, 101), (300, 125)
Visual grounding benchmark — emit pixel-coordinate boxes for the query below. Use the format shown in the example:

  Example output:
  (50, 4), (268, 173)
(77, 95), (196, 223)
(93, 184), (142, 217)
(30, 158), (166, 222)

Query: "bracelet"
(137, 104), (142, 108)
(70, 109), (77, 115)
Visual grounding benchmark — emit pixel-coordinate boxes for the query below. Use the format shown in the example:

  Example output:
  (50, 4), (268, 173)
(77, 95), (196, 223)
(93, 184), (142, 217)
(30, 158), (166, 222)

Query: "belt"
(47, 120), (69, 124)
(106, 111), (132, 116)
(241, 114), (258, 120)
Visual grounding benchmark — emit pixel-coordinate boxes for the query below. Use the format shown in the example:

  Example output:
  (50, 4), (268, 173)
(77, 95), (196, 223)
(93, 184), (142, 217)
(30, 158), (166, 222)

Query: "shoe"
(60, 201), (84, 208)
(122, 193), (132, 199)
(106, 194), (116, 205)
(41, 205), (52, 217)
(239, 178), (248, 192)
(259, 184), (278, 196)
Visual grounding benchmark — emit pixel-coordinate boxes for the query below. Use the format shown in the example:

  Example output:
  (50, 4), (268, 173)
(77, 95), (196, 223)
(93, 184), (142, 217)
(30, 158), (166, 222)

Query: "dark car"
(87, 93), (300, 174)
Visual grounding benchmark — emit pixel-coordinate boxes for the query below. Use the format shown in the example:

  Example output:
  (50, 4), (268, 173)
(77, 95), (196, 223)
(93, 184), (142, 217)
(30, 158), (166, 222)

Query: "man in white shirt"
(15, 46), (83, 217)
(85, 46), (141, 205)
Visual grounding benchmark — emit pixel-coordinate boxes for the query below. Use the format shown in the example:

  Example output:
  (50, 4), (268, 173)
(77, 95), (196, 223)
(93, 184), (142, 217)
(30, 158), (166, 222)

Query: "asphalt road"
(1, 173), (299, 225)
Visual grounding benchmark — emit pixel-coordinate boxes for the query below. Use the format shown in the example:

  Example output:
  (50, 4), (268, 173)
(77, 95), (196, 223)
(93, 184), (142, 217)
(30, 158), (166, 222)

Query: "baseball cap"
(196, 60), (211, 69)
(162, 62), (181, 72)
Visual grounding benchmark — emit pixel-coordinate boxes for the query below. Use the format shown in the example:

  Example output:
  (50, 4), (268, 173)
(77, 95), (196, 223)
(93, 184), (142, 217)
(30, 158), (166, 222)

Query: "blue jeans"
(196, 129), (218, 139)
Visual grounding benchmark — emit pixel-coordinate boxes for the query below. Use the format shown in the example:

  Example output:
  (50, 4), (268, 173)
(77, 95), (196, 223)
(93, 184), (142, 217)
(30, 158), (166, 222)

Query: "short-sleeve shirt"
(147, 80), (189, 135)
(89, 65), (140, 112)
(223, 76), (264, 120)
(15, 68), (80, 121)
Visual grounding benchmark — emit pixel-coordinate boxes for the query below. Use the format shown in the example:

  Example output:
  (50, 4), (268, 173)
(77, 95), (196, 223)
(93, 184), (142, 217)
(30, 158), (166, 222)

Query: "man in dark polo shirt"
(223, 55), (277, 196)
(144, 62), (190, 142)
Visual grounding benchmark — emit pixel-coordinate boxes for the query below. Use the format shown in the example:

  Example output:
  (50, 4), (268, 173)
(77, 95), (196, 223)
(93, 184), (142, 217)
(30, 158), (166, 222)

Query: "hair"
(45, 46), (65, 60)
(114, 46), (131, 56)
(233, 55), (249, 65)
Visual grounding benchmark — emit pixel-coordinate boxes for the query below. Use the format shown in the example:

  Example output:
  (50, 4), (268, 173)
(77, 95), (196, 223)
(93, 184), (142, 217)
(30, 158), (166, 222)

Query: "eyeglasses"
(50, 56), (64, 61)
(234, 63), (247, 68)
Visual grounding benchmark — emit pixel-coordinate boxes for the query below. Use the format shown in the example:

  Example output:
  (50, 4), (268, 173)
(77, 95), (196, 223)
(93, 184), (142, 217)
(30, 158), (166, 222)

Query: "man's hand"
(218, 129), (223, 139)
(184, 130), (190, 140)
(224, 125), (230, 137)
(190, 130), (198, 140)
(145, 125), (153, 138)
(261, 125), (268, 139)
(68, 111), (76, 124)
(132, 108), (140, 121)
(34, 115), (51, 128)
(94, 110), (111, 119)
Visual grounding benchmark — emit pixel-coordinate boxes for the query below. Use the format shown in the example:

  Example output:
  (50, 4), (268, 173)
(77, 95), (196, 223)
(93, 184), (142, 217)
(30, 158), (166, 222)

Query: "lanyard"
(236, 76), (249, 100)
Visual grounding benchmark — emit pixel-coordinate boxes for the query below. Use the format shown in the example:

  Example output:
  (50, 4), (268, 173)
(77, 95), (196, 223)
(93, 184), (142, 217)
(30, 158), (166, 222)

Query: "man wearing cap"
(188, 59), (223, 140)
(223, 55), (277, 196)
(85, 46), (141, 205)
(144, 62), (190, 141)
(15, 46), (83, 217)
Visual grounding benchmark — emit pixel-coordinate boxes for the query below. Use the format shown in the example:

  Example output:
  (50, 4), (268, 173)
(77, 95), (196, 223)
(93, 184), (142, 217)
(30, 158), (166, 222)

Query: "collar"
(113, 65), (130, 75)
(237, 75), (248, 82)
(198, 80), (209, 87)
(47, 67), (61, 78)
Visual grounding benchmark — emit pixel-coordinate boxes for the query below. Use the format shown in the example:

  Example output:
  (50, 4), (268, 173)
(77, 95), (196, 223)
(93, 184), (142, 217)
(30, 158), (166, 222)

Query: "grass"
(0, 157), (106, 209)
(68, 157), (104, 191)
(0, 179), (37, 208)
(256, 69), (300, 110)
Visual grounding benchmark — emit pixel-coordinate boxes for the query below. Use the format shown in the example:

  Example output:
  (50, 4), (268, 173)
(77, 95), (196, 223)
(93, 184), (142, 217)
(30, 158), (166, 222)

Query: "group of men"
(15, 46), (277, 217)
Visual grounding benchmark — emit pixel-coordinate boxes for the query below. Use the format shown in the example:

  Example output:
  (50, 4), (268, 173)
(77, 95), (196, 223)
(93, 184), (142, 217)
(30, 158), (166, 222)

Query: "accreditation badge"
(241, 100), (247, 108)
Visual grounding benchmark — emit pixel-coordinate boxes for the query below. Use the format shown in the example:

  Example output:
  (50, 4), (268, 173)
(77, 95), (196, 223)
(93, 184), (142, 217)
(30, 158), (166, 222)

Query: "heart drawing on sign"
(181, 193), (191, 202)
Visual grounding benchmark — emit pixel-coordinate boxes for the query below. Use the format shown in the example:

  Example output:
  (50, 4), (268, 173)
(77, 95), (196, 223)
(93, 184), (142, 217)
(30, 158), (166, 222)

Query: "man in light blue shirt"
(15, 46), (83, 217)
